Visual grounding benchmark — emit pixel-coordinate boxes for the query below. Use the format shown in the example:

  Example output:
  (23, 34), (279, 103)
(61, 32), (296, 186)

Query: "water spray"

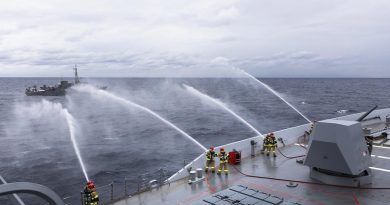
(19, 100), (89, 181)
(234, 68), (312, 123)
(183, 84), (264, 138)
(74, 85), (207, 151)
(63, 109), (89, 181)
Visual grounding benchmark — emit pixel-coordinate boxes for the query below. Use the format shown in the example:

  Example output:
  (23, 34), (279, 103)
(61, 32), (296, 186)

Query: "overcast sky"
(1, 0), (389, 77)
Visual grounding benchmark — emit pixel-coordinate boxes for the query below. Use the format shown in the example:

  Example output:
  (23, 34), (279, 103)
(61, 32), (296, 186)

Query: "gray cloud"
(0, 0), (389, 77)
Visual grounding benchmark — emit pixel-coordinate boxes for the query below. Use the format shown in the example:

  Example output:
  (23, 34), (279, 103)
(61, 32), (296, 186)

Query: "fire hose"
(276, 143), (307, 159)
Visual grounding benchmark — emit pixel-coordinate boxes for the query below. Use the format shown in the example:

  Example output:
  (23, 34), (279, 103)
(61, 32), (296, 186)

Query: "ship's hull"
(25, 89), (66, 96)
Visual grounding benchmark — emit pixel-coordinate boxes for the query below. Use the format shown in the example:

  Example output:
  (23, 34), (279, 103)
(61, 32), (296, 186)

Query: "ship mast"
(74, 64), (80, 84)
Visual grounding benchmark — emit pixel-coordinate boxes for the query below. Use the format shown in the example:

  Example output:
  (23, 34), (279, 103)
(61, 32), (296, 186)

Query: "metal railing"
(77, 167), (170, 205)
(0, 175), (25, 205)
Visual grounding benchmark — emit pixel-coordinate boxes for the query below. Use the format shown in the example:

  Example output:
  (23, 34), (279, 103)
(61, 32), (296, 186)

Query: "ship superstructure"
(25, 65), (80, 96)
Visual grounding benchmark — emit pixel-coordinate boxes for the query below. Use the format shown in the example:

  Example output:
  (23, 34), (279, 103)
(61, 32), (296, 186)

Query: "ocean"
(0, 78), (389, 204)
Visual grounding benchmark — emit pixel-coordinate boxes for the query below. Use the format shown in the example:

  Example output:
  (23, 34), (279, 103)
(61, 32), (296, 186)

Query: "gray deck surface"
(112, 141), (390, 205)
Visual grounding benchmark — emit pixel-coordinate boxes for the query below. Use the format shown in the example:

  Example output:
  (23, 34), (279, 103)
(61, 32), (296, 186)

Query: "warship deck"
(112, 143), (390, 205)
(110, 109), (390, 205)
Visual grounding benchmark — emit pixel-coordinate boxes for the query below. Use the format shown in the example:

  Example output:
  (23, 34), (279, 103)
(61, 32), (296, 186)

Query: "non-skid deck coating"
(112, 142), (390, 205)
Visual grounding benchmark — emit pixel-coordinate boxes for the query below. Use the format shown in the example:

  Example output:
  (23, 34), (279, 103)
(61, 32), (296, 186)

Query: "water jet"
(183, 84), (264, 138)
(74, 85), (207, 151)
(234, 68), (312, 123)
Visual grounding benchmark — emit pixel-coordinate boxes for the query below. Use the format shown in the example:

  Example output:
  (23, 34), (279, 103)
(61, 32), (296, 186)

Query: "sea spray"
(234, 68), (312, 123)
(74, 85), (207, 151)
(17, 100), (89, 181)
(183, 84), (264, 138)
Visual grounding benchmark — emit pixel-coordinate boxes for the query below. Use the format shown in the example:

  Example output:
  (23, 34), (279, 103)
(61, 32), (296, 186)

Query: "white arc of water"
(184, 84), (264, 138)
(17, 100), (89, 181)
(235, 68), (312, 123)
(63, 109), (89, 181)
(75, 85), (207, 151)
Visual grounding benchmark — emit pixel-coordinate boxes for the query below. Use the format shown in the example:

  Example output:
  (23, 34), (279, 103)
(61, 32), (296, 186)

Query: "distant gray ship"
(25, 65), (81, 96)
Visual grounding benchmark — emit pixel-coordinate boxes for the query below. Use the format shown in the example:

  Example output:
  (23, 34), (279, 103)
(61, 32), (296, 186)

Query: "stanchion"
(110, 183), (114, 201)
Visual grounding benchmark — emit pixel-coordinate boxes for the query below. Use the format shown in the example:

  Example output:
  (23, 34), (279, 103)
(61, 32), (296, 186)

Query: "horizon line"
(1, 76), (389, 79)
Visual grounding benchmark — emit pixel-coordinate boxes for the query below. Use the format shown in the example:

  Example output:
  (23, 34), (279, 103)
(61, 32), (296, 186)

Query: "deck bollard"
(250, 140), (257, 157)
(196, 168), (203, 179)
(189, 171), (196, 182)
(188, 169), (205, 184)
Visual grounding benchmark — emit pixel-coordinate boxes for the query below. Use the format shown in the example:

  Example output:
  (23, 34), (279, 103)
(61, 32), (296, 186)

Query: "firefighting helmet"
(209, 146), (214, 151)
(87, 180), (95, 189)
(220, 147), (225, 152)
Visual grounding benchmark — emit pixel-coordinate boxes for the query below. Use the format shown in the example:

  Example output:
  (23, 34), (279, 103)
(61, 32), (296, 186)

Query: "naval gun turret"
(304, 119), (372, 187)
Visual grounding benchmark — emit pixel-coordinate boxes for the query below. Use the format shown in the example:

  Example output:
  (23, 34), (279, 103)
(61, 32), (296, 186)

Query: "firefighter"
(83, 181), (93, 205)
(261, 133), (272, 154)
(90, 190), (99, 205)
(266, 133), (278, 157)
(217, 147), (229, 175)
(83, 180), (98, 205)
(205, 146), (217, 173)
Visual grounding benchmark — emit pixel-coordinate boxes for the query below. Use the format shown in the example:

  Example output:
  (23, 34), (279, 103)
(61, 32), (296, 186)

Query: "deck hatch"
(193, 185), (306, 205)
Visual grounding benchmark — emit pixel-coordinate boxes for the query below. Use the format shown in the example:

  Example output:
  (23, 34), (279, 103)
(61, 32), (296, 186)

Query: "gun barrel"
(357, 105), (378, 122)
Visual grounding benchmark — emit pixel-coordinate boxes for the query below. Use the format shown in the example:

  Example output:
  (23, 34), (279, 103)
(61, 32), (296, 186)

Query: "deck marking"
(371, 154), (390, 160)
(205, 172), (217, 192)
(369, 166), (390, 173)
(352, 192), (361, 205)
(294, 143), (308, 147)
(377, 155), (390, 160)
(373, 145), (390, 150)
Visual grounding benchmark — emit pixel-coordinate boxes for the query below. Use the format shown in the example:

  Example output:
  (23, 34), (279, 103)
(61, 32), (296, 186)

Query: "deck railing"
(45, 167), (170, 205)
(75, 167), (170, 205)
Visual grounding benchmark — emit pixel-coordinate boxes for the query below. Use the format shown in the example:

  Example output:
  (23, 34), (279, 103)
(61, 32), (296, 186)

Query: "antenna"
(74, 64), (80, 84)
